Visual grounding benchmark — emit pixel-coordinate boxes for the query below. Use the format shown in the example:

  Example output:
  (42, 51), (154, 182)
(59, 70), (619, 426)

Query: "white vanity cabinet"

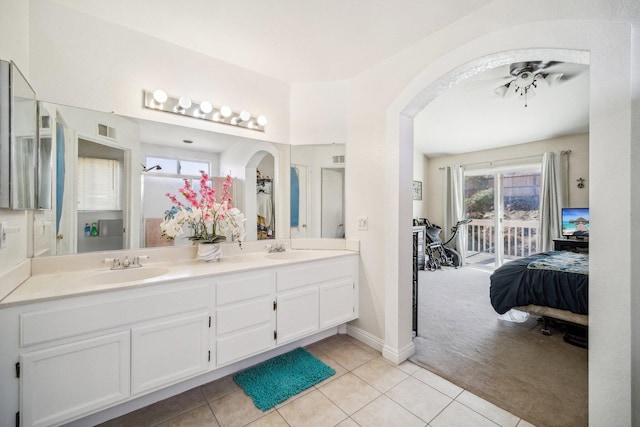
(0, 251), (359, 427)
(7, 279), (211, 427)
(275, 256), (358, 345)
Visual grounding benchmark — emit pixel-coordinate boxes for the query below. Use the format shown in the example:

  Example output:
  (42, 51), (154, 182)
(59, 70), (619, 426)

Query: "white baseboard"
(346, 324), (384, 352)
(382, 341), (415, 365)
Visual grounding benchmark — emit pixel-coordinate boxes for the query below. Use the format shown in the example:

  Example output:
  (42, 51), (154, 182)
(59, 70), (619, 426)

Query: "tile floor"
(100, 334), (536, 427)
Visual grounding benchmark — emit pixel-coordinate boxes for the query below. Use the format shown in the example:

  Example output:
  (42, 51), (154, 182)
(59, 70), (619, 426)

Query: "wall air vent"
(97, 123), (116, 140)
(331, 155), (345, 165)
(40, 115), (51, 129)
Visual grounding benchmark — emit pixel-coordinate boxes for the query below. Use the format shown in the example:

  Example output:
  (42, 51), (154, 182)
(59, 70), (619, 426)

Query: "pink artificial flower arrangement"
(161, 171), (245, 247)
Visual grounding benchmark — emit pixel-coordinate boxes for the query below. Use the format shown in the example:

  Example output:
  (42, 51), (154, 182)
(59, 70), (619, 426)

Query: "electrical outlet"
(357, 216), (368, 231)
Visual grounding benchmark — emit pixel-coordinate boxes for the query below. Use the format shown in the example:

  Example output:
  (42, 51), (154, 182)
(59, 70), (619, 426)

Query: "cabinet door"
(320, 279), (356, 329)
(276, 287), (319, 345)
(131, 312), (209, 395)
(20, 332), (130, 427)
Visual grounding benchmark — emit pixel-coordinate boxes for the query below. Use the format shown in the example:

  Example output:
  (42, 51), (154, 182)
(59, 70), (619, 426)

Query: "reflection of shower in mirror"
(142, 164), (162, 172)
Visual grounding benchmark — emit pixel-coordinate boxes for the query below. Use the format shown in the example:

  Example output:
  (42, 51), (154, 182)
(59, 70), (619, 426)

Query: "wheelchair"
(419, 218), (471, 271)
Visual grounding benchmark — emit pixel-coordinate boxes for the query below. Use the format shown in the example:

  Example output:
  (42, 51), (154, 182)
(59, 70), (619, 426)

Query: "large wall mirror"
(31, 102), (346, 257)
(0, 60), (38, 210)
(290, 144), (345, 239)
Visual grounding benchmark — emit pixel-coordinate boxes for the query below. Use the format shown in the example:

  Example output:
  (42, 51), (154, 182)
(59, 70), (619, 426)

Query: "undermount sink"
(264, 251), (313, 260)
(85, 267), (170, 285)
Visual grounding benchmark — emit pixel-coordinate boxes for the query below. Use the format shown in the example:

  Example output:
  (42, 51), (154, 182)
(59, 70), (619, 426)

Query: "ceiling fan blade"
(465, 75), (513, 91)
(544, 72), (563, 86)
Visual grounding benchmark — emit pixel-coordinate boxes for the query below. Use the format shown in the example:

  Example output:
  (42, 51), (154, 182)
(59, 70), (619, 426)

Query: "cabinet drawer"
(21, 281), (209, 347)
(216, 271), (275, 305)
(217, 297), (273, 335)
(277, 257), (355, 292)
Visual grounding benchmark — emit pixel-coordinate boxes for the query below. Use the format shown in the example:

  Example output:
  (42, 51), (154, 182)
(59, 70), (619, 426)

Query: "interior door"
(321, 168), (345, 238)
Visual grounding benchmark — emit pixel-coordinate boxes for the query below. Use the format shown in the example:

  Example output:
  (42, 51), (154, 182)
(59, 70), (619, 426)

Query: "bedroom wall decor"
(413, 181), (422, 200)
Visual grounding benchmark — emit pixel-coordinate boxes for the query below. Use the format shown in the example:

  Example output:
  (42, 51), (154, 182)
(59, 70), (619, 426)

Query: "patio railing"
(466, 218), (539, 258)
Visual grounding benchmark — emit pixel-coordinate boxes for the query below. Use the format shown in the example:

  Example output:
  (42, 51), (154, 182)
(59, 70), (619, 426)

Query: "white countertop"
(1, 247), (357, 307)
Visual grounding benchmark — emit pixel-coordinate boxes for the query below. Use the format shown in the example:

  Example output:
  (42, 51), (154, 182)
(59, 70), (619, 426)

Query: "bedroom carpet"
(410, 266), (588, 427)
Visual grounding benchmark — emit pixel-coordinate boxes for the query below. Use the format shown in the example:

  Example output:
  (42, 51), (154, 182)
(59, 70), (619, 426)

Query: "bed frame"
(515, 304), (588, 347)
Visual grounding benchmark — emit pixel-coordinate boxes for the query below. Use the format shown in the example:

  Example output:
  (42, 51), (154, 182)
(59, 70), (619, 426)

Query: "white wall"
(412, 148), (426, 219)
(424, 133), (589, 227)
(290, 81), (348, 145)
(0, 0), (29, 73)
(29, 1), (290, 145)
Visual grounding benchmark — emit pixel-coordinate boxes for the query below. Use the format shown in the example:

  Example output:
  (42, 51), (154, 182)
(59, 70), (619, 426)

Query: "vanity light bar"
(143, 89), (267, 132)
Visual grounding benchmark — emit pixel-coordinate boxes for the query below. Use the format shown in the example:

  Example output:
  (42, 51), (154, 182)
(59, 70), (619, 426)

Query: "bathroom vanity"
(0, 247), (359, 427)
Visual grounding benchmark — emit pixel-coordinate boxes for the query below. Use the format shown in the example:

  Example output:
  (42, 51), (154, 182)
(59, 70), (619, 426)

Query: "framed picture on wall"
(413, 181), (422, 200)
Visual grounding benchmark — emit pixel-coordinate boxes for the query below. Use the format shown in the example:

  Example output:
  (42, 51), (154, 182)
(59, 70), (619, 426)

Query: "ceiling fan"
(493, 61), (575, 107)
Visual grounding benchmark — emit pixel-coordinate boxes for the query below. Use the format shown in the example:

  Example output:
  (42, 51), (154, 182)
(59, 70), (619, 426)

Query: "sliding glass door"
(464, 164), (541, 269)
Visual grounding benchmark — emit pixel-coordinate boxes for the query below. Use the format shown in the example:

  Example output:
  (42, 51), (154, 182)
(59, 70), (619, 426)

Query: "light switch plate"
(357, 216), (368, 231)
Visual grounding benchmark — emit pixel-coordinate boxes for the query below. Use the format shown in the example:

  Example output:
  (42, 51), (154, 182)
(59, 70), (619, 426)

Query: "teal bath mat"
(233, 347), (335, 410)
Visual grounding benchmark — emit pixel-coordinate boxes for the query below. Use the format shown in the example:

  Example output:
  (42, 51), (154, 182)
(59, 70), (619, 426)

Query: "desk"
(553, 238), (589, 253)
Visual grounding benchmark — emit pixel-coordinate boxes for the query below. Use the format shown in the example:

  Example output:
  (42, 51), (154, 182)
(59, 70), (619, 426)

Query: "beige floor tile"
(313, 352), (348, 386)
(351, 395), (426, 427)
(326, 342), (377, 370)
(456, 391), (520, 427)
(430, 401), (499, 427)
(201, 375), (241, 402)
(245, 411), (290, 427)
(274, 385), (315, 408)
(133, 387), (207, 426)
(397, 360), (421, 375)
(153, 404), (219, 427)
(309, 334), (350, 354)
(385, 376), (453, 424)
(278, 389), (347, 427)
(352, 357), (409, 392)
(210, 389), (270, 427)
(318, 372), (381, 415)
(334, 418), (360, 427)
(412, 367), (463, 399)
(516, 419), (536, 427)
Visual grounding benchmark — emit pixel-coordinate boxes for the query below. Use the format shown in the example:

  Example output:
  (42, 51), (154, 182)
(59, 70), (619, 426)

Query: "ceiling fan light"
(494, 85), (509, 97)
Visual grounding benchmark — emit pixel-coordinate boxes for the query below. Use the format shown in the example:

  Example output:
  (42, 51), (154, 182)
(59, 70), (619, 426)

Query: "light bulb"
(177, 97), (192, 111)
(199, 101), (213, 114)
(256, 115), (268, 127)
(152, 89), (168, 104)
(220, 105), (232, 118)
(239, 110), (251, 122)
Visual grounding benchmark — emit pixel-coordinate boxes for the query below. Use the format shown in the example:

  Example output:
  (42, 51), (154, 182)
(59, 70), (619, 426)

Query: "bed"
(489, 251), (589, 335)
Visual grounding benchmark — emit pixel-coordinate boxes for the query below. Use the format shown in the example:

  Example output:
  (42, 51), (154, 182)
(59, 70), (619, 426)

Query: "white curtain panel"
(539, 152), (565, 251)
(443, 164), (466, 262)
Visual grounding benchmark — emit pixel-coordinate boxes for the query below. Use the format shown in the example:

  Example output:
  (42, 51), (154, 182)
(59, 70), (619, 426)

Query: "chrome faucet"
(266, 243), (287, 253)
(104, 255), (149, 270)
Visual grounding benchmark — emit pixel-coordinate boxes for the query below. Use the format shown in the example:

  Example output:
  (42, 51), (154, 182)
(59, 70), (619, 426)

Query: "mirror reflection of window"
(77, 157), (121, 210)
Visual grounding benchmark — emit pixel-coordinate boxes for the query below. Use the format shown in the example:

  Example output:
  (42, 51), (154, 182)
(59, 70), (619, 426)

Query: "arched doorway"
(382, 22), (634, 424)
